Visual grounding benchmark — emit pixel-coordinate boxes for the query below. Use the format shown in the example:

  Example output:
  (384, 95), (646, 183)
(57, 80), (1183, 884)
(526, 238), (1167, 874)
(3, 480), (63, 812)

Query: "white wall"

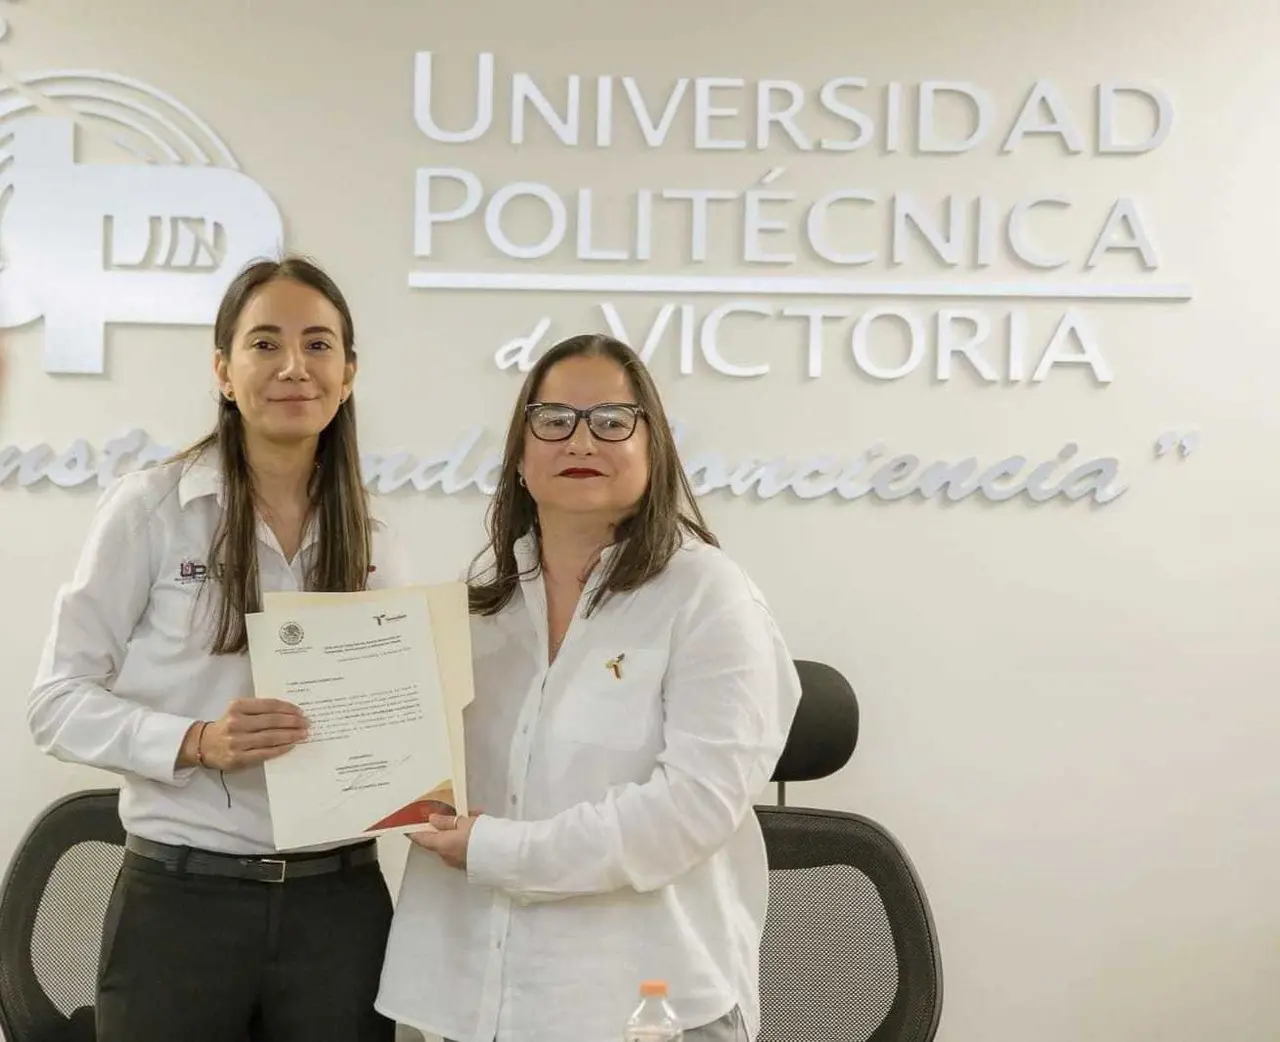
(2, 2), (1278, 1040)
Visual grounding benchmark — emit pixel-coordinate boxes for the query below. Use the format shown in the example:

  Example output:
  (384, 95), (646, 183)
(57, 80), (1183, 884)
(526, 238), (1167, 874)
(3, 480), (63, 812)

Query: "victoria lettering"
(495, 302), (1112, 382)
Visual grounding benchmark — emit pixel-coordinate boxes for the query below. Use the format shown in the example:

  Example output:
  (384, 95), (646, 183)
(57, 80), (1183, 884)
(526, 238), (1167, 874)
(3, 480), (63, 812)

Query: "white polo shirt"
(27, 452), (408, 855)
(376, 534), (801, 1042)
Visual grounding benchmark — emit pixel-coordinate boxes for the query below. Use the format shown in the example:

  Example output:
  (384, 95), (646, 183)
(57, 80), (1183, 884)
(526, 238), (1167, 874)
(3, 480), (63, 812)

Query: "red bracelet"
(195, 721), (210, 768)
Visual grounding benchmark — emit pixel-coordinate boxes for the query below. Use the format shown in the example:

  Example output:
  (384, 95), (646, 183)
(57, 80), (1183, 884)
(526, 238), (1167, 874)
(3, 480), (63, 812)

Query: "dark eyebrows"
(243, 325), (338, 338)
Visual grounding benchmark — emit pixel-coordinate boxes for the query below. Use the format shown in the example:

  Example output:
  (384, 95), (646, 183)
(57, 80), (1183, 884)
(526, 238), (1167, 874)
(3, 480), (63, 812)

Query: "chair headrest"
(772, 660), (858, 783)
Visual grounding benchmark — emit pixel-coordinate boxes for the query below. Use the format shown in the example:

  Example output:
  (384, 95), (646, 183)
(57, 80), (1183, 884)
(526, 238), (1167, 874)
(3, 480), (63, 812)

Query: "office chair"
(0, 789), (433, 1042)
(757, 660), (943, 1042)
(0, 787), (124, 1042)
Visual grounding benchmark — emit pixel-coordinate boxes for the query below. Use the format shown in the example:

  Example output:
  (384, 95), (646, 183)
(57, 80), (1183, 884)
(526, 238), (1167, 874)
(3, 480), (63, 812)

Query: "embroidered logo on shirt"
(177, 559), (208, 585)
(606, 653), (626, 679)
(278, 621), (305, 646)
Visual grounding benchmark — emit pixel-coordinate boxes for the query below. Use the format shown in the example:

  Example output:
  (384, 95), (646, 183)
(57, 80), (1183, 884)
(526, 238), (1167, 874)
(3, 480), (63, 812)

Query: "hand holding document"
(245, 583), (473, 851)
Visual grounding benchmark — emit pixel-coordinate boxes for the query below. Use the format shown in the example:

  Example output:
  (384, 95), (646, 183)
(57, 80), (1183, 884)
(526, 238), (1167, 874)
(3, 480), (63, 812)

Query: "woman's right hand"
(180, 699), (309, 772)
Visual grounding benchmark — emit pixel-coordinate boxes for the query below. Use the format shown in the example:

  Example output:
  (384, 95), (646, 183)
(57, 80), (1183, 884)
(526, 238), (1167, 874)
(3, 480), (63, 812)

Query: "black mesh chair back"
(0, 788), (124, 1042)
(757, 661), (942, 1042)
(757, 807), (942, 1042)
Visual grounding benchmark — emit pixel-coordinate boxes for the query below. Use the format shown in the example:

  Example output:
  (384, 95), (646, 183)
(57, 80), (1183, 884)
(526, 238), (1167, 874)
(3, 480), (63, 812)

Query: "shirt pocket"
(551, 647), (667, 752)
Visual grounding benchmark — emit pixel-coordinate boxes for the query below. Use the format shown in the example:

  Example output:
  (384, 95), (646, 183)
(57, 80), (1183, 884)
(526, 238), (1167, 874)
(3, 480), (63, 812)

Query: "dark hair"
(469, 333), (716, 617)
(174, 255), (373, 654)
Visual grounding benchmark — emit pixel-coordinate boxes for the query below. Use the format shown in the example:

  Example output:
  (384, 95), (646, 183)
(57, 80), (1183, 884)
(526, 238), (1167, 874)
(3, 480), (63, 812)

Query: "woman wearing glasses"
(376, 334), (802, 1042)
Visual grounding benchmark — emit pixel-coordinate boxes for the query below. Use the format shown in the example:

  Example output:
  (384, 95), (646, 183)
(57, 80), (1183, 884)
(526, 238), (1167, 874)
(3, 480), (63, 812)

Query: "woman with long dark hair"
(28, 256), (402, 1042)
(377, 334), (802, 1042)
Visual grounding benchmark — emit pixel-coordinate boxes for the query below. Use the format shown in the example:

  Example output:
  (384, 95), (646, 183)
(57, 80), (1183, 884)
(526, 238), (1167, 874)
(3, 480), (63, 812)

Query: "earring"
(223, 388), (235, 401)
(518, 474), (526, 488)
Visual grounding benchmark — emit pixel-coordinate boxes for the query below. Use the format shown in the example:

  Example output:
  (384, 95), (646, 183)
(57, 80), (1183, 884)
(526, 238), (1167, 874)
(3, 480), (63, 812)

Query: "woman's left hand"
(409, 813), (478, 870)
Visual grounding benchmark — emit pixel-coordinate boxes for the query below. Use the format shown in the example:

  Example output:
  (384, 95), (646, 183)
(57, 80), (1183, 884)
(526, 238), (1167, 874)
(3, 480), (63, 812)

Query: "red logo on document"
(366, 783), (457, 833)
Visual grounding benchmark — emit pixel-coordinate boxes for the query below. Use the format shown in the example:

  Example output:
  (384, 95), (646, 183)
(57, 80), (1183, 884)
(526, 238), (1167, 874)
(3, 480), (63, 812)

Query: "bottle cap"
(639, 980), (668, 998)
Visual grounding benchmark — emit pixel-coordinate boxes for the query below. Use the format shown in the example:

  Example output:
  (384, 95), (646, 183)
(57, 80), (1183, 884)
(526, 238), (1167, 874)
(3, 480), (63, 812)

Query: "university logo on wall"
(0, 33), (1200, 509)
(0, 69), (285, 374)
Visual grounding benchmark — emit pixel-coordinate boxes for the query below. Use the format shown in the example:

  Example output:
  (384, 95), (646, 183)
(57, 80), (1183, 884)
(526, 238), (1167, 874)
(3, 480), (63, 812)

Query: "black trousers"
(96, 848), (396, 1042)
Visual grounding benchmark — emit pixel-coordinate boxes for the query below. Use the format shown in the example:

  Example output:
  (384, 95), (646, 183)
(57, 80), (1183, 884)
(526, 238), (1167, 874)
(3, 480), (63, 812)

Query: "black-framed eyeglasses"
(524, 402), (646, 442)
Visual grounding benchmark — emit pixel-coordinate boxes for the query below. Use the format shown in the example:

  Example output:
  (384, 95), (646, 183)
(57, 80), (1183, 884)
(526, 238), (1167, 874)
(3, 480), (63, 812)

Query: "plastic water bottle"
(623, 980), (683, 1041)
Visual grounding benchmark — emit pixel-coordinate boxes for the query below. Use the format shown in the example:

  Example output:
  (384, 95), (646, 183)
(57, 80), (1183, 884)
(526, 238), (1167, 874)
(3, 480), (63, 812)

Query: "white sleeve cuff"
(466, 815), (524, 891)
(133, 712), (201, 786)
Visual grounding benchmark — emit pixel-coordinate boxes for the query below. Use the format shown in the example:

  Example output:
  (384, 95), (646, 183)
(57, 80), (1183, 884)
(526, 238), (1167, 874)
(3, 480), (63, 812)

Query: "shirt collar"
(176, 450), (224, 508)
(514, 531), (621, 595)
(175, 448), (379, 559)
(175, 446), (384, 523)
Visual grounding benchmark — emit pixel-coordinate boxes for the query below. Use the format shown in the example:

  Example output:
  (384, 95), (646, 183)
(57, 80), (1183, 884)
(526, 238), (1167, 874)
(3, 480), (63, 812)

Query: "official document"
(245, 583), (472, 851)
